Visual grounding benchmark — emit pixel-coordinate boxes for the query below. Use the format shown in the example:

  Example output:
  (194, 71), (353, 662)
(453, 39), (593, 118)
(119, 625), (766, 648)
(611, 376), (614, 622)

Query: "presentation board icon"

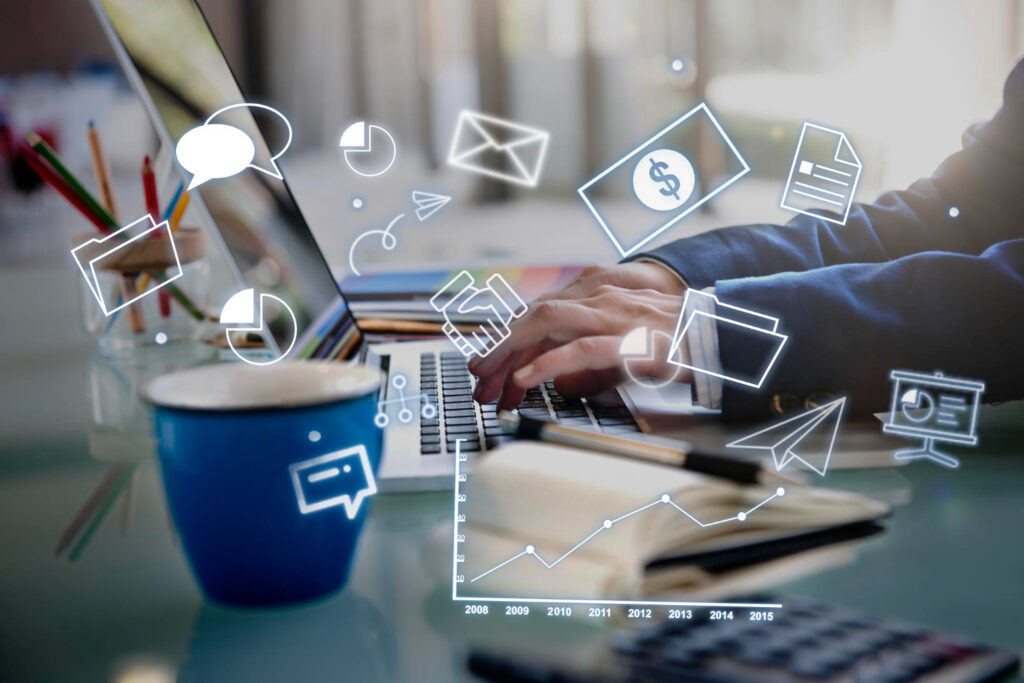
(780, 122), (862, 225)
(883, 369), (986, 469)
(411, 190), (452, 222)
(71, 214), (181, 316)
(289, 444), (377, 518)
(727, 397), (846, 476)
(447, 110), (550, 187)
(578, 103), (749, 257)
(219, 288), (297, 366)
(339, 121), (397, 177)
(668, 289), (787, 389)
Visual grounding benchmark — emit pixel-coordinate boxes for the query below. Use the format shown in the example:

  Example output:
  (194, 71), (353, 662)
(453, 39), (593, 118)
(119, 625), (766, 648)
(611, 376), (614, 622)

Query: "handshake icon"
(430, 270), (528, 358)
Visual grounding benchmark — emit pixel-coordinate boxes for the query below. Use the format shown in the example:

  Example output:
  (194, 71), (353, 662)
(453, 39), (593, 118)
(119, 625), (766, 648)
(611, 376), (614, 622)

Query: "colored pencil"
(67, 464), (137, 563)
(142, 156), (171, 317)
(88, 123), (145, 334)
(26, 132), (206, 321)
(21, 145), (110, 234)
(27, 132), (117, 229)
(162, 182), (184, 222)
(54, 462), (130, 557)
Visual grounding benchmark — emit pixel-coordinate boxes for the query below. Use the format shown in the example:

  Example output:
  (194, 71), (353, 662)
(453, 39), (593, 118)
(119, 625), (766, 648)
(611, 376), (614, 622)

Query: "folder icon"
(447, 110), (550, 187)
(667, 289), (788, 389)
(70, 214), (182, 317)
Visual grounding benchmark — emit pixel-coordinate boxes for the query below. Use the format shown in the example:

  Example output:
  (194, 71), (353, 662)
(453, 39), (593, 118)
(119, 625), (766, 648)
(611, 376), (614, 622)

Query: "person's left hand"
(468, 269), (690, 410)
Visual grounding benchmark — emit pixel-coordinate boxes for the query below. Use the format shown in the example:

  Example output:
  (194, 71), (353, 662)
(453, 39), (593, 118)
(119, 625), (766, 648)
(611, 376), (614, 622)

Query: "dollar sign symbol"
(648, 157), (681, 201)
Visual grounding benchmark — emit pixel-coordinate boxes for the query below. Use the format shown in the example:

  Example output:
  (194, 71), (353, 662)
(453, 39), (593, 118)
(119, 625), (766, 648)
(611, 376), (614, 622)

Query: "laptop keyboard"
(417, 351), (640, 455)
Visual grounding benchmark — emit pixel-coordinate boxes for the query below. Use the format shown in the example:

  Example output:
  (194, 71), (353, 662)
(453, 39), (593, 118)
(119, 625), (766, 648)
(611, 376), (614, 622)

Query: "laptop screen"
(95, 0), (361, 361)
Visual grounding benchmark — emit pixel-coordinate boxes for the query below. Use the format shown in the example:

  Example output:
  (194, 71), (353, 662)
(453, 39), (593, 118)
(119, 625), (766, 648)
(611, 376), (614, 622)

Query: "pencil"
(54, 462), (130, 556)
(88, 123), (145, 334)
(25, 132), (206, 321)
(21, 145), (110, 234)
(142, 156), (172, 317)
(162, 182), (184, 222)
(86, 122), (119, 219)
(27, 132), (117, 229)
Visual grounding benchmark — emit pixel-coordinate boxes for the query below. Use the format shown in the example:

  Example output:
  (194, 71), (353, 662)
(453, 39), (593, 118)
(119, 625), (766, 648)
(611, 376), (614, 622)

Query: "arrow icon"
(726, 397), (846, 476)
(412, 190), (452, 222)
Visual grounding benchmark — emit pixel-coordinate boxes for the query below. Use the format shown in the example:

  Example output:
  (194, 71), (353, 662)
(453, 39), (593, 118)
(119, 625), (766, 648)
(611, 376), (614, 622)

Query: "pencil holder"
(73, 226), (210, 355)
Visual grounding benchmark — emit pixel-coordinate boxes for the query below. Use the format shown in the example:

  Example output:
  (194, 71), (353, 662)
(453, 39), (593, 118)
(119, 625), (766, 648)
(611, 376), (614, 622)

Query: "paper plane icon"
(412, 190), (452, 222)
(726, 397), (846, 476)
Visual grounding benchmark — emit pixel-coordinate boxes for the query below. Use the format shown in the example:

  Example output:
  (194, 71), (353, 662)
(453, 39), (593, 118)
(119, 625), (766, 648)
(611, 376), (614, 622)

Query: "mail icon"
(667, 289), (788, 389)
(447, 110), (550, 187)
(70, 214), (182, 316)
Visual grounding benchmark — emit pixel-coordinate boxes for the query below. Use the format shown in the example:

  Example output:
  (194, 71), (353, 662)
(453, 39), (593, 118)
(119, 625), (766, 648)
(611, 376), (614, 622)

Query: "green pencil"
(27, 132), (118, 230)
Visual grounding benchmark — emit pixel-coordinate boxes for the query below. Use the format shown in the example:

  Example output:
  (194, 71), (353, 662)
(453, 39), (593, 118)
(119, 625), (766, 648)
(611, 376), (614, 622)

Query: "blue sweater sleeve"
(633, 59), (1024, 289)
(715, 239), (1024, 419)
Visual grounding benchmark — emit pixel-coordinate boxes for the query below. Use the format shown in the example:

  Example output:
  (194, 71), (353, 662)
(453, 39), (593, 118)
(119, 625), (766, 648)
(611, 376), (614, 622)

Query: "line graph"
(469, 487), (785, 583)
(452, 439), (786, 609)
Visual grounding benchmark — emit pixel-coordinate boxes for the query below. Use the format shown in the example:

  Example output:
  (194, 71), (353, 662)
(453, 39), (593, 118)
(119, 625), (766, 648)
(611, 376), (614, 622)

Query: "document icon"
(780, 122), (862, 226)
(447, 110), (550, 187)
(70, 214), (182, 316)
(667, 289), (788, 389)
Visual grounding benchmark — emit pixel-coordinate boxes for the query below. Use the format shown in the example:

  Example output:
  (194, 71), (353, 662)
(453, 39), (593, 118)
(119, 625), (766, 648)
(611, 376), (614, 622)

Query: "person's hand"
(468, 261), (690, 410)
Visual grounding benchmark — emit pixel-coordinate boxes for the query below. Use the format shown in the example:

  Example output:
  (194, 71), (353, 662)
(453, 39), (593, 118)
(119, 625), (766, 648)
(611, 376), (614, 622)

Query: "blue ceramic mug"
(143, 361), (382, 607)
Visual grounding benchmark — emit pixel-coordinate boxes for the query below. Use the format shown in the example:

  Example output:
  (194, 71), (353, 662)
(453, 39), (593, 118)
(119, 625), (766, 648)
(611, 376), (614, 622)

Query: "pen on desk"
(499, 411), (799, 488)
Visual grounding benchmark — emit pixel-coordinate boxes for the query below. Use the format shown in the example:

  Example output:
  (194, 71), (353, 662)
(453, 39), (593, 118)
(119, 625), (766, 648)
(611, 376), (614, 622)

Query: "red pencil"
(21, 144), (111, 235)
(142, 155), (172, 317)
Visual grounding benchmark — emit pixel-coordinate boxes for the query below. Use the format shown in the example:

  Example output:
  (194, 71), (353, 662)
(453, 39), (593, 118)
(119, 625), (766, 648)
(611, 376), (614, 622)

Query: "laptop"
(92, 0), (646, 491)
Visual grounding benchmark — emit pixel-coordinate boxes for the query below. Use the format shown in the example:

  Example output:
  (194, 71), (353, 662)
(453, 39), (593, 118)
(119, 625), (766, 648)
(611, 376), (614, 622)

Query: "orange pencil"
(89, 123), (145, 333)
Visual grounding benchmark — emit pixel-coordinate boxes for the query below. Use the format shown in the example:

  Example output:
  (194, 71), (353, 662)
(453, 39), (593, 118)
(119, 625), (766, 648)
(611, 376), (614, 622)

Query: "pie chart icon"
(339, 121), (397, 177)
(219, 288), (298, 366)
(619, 326), (682, 389)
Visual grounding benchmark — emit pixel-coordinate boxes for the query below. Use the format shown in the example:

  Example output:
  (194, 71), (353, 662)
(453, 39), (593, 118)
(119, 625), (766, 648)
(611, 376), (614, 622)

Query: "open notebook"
(461, 443), (889, 601)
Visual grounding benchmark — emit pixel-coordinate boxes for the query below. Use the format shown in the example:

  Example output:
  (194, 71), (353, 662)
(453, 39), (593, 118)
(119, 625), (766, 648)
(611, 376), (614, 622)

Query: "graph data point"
(661, 494), (671, 503)
(603, 519), (612, 528)
(525, 545), (535, 554)
(737, 512), (747, 521)
(307, 430), (321, 443)
(777, 487), (786, 496)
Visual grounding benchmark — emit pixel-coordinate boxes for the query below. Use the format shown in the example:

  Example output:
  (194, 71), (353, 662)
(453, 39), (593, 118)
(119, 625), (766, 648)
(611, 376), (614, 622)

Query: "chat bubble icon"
(177, 102), (293, 190)
(288, 444), (377, 519)
(176, 123), (255, 190)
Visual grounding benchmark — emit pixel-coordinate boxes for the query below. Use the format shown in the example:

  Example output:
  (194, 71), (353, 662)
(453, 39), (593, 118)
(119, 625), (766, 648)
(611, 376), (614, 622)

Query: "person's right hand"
(467, 261), (688, 410)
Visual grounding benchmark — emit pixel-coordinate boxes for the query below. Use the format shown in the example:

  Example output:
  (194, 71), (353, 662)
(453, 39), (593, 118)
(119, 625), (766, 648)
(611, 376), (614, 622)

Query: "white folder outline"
(70, 214), (182, 316)
(667, 289), (788, 389)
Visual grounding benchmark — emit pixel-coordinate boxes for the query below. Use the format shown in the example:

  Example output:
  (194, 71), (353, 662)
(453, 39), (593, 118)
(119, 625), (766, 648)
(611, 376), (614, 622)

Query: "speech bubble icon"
(176, 123), (255, 190)
(205, 102), (293, 182)
(288, 445), (378, 519)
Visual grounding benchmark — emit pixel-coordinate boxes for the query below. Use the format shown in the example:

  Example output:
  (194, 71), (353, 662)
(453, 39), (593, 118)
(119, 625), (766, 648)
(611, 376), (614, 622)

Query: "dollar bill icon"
(578, 103), (749, 258)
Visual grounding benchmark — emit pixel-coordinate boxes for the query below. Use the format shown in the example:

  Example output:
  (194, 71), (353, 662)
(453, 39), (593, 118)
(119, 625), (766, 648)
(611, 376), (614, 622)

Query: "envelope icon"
(70, 214), (182, 316)
(447, 110), (550, 187)
(667, 289), (788, 389)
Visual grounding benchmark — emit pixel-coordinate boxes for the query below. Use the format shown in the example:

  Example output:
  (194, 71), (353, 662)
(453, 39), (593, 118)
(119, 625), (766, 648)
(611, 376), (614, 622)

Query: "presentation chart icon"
(883, 369), (986, 469)
(618, 326), (682, 390)
(339, 121), (397, 177)
(219, 288), (297, 366)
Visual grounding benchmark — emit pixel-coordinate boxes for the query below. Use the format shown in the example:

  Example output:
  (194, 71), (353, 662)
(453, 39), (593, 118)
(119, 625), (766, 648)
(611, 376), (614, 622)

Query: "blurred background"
(2, 0), (1022, 274)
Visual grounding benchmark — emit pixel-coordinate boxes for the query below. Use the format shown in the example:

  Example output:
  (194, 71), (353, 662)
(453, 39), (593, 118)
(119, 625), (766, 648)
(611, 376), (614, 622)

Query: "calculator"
(468, 596), (1020, 682)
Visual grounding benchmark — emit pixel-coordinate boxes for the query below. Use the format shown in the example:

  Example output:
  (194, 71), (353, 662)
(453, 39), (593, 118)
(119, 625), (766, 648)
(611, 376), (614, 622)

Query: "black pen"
(499, 411), (800, 488)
